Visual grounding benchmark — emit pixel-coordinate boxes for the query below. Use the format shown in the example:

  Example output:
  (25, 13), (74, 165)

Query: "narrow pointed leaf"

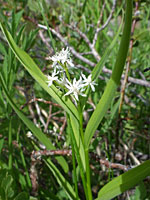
(33, 144), (77, 200)
(70, 117), (86, 171)
(0, 73), (68, 173)
(0, 23), (86, 170)
(84, 0), (133, 148)
(82, 17), (123, 108)
(46, 159), (77, 200)
(92, 16), (123, 81)
(0, 22), (79, 122)
(96, 160), (150, 200)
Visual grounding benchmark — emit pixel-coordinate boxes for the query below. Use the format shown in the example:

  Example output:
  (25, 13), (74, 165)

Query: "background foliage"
(0, 0), (150, 199)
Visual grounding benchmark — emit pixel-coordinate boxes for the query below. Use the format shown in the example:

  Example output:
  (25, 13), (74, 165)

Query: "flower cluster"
(46, 47), (97, 102)
(50, 47), (74, 71)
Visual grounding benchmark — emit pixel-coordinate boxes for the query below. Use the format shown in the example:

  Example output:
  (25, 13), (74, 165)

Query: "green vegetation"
(0, 0), (150, 199)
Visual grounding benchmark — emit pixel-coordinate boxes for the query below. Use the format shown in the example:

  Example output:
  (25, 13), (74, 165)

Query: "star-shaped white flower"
(64, 78), (86, 101)
(47, 69), (59, 87)
(81, 74), (97, 92)
(58, 75), (67, 85)
(50, 47), (74, 71)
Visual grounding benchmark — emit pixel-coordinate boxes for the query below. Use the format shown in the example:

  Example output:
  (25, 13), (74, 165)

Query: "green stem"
(68, 115), (89, 200)
(64, 63), (71, 82)
(71, 134), (79, 199)
(67, 114), (79, 199)
(78, 102), (84, 143)
(57, 61), (71, 82)
(85, 148), (92, 200)
(8, 118), (12, 170)
(18, 128), (32, 188)
(78, 102), (93, 200)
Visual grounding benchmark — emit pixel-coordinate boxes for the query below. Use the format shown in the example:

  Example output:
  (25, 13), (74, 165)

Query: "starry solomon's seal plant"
(47, 47), (97, 103)
(0, 0), (150, 199)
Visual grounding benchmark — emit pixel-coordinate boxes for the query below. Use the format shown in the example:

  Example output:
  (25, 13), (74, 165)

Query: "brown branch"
(20, 98), (62, 110)
(38, 29), (54, 55)
(59, 116), (67, 136)
(64, 23), (100, 61)
(38, 23), (96, 66)
(31, 149), (72, 160)
(90, 152), (128, 172)
(44, 105), (52, 132)
(30, 149), (72, 195)
(34, 96), (46, 127)
(97, 0), (117, 32)
(92, 0), (117, 47)
(120, 139), (141, 165)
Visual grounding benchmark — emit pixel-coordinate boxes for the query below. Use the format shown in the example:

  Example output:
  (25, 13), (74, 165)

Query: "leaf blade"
(0, 23), (86, 172)
(96, 160), (150, 200)
(0, 22), (79, 122)
(92, 16), (123, 81)
(0, 73), (68, 173)
(84, 0), (133, 148)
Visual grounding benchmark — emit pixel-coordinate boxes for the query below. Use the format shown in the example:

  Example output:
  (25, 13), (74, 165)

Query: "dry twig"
(92, 0), (117, 47)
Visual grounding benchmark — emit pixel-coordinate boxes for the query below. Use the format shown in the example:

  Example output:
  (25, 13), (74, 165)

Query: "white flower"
(81, 74), (97, 92)
(64, 78), (86, 101)
(58, 76), (67, 85)
(26, 131), (33, 138)
(50, 47), (74, 70)
(47, 69), (59, 87)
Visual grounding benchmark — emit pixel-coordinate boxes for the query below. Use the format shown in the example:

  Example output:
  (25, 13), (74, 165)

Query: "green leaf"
(37, 0), (56, 53)
(82, 18), (123, 108)
(45, 159), (77, 200)
(0, 22), (86, 172)
(27, 0), (39, 12)
(32, 143), (77, 200)
(70, 117), (86, 171)
(84, 0), (133, 148)
(0, 187), (5, 200)
(130, 182), (147, 200)
(0, 75), (76, 199)
(96, 160), (150, 200)
(14, 192), (29, 200)
(0, 73), (68, 173)
(0, 42), (7, 55)
(69, 117), (87, 192)
(0, 138), (4, 155)
(0, 22), (79, 122)
(1, 174), (15, 198)
(13, 10), (24, 31)
(1, 174), (13, 190)
(92, 16), (123, 81)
